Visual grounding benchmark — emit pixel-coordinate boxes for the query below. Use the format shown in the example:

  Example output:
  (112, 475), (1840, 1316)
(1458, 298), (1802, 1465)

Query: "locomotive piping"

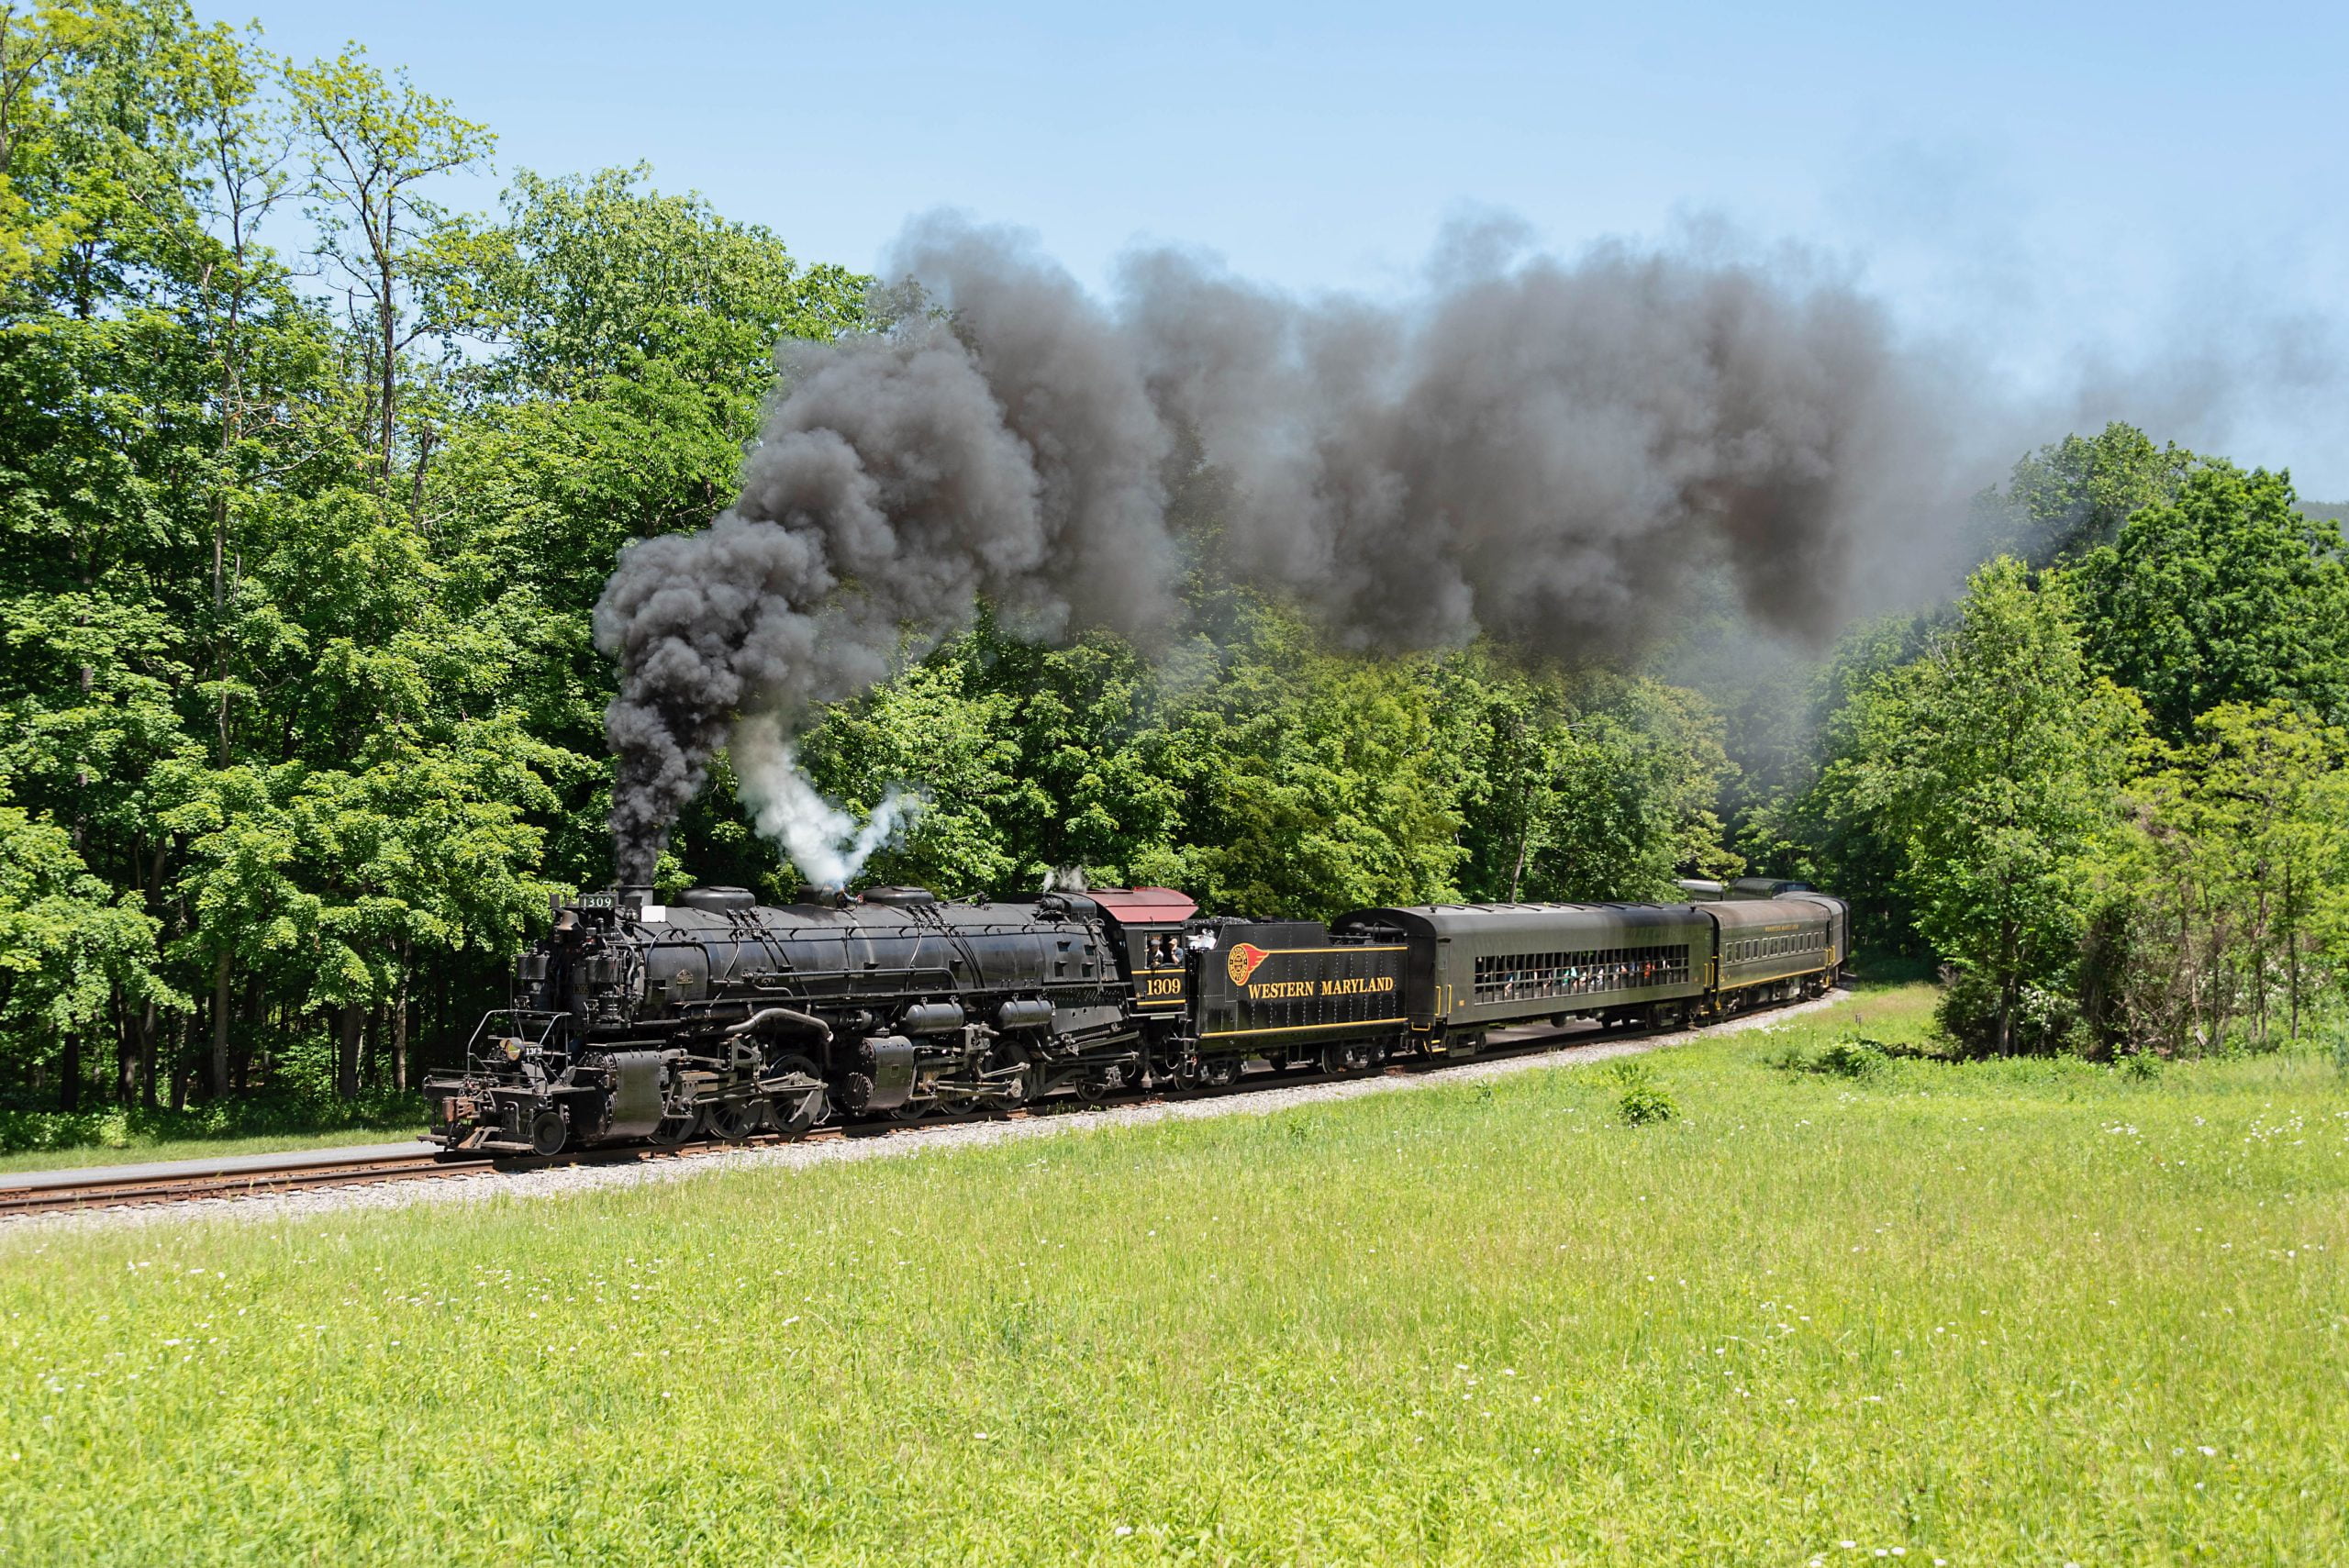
(726, 1006), (834, 1043)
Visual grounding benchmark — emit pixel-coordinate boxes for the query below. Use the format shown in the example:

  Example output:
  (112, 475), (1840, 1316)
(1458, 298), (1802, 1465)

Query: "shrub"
(1765, 1035), (1902, 1079)
(1609, 1060), (1678, 1126)
(1812, 1039), (1890, 1081)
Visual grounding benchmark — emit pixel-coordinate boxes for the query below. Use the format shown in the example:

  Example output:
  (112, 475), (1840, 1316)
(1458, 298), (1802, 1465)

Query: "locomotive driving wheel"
(703, 1097), (770, 1142)
(766, 1055), (828, 1140)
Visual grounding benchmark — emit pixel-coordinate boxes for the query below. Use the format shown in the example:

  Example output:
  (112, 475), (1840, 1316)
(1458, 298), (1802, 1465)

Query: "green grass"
(0, 1124), (425, 1177)
(4, 981), (2345, 1565)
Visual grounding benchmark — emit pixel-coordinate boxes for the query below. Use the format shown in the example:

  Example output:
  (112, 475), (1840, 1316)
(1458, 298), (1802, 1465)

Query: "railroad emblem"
(1226, 942), (1270, 985)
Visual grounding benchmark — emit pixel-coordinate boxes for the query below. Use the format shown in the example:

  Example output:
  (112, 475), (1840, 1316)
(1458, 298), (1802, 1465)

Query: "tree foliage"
(2075, 464), (2349, 743)
(1829, 560), (2141, 1052)
(2087, 703), (2349, 1055)
(1987, 420), (2199, 566)
(1779, 439), (2349, 1057)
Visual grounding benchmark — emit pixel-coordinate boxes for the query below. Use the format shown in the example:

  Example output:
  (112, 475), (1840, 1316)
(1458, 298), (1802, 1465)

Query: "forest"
(3, 1), (2346, 1141)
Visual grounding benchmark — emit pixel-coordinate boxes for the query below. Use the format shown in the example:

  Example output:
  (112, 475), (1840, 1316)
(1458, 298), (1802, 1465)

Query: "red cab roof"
(1085, 887), (1197, 925)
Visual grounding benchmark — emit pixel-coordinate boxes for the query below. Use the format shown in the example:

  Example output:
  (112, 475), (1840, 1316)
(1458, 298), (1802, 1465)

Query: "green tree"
(2073, 463), (2349, 743)
(462, 164), (865, 402)
(284, 44), (490, 484)
(952, 619), (1188, 887)
(2093, 702), (2349, 1054)
(1444, 655), (1738, 904)
(1756, 612), (1934, 951)
(0, 3), (85, 285)
(1153, 610), (1464, 918)
(0, 797), (177, 1108)
(1833, 558), (2141, 1052)
(1989, 421), (2198, 566)
(796, 654), (1029, 899)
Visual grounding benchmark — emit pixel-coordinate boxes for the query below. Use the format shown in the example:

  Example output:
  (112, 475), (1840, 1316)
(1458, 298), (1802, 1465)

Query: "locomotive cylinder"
(843, 1035), (918, 1114)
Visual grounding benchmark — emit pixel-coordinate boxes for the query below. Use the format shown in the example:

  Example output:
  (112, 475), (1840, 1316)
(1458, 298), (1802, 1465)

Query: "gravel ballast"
(11, 990), (1851, 1233)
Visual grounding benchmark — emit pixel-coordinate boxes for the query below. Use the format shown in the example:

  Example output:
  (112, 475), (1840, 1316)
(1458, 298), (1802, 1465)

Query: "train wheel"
(528, 1108), (568, 1156)
(759, 1056), (827, 1138)
(648, 1108), (700, 1148)
(1319, 1044), (1366, 1075)
(774, 1091), (829, 1137)
(704, 1098), (769, 1142)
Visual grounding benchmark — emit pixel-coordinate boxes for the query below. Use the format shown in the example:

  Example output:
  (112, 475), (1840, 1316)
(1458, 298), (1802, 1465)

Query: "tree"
(462, 164), (865, 403)
(1832, 558), (2141, 1052)
(1748, 612), (1933, 951)
(1153, 609), (1464, 919)
(1987, 421), (2198, 566)
(2094, 702), (2349, 1053)
(2074, 464), (2349, 743)
(1443, 654), (1739, 904)
(284, 45), (490, 485)
(0, 1), (102, 289)
(796, 653), (1028, 898)
(0, 797), (177, 1108)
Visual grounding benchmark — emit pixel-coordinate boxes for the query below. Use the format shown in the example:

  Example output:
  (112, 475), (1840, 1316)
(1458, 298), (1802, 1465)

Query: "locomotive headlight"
(503, 1038), (524, 1062)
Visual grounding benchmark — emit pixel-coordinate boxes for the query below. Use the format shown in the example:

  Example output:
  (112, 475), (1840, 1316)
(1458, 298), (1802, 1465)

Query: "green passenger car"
(1332, 903), (1716, 1048)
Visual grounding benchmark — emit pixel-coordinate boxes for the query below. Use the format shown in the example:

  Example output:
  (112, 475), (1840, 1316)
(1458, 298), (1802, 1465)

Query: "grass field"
(3, 982), (2344, 1565)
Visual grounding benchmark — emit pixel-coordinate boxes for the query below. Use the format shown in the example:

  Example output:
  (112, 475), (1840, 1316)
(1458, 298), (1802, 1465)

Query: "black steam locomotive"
(425, 883), (1846, 1155)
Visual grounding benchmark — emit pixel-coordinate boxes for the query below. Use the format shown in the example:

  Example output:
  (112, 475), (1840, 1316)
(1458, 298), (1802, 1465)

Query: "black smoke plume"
(595, 215), (1963, 884)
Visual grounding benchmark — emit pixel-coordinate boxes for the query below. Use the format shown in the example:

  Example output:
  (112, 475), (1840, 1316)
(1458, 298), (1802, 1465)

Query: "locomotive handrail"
(462, 1008), (566, 1057)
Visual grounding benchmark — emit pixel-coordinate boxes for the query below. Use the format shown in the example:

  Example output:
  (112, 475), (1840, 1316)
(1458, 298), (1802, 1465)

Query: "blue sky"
(252, 1), (2347, 492)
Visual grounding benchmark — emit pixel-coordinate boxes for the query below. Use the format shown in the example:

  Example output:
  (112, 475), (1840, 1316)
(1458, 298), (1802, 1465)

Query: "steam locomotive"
(424, 882), (1846, 1155)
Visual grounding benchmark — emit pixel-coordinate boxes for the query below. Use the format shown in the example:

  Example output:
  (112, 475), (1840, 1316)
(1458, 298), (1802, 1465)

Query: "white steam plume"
(729, 714), (921, 888)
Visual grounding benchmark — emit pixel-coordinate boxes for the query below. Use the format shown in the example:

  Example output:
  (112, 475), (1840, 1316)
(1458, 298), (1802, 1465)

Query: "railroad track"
(0, 1148), (481, 1218)
(1, 995), (1841, 1219)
